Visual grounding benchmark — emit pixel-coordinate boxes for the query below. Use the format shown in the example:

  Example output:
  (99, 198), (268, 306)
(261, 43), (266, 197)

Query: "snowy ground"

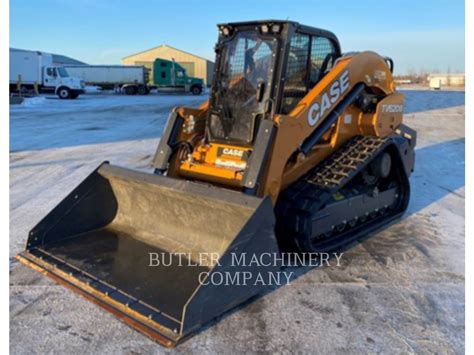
(10, 90), (465, 353)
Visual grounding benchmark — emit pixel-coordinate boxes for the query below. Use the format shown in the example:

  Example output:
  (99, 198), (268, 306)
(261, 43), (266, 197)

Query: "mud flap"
(17, 163), (280, 346)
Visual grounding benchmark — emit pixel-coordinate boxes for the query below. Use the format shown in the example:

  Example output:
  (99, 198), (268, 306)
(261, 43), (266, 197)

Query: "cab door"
(279, 33), (338, 114)
(44, 67), (61, 88)
(175, 69), (187, 86)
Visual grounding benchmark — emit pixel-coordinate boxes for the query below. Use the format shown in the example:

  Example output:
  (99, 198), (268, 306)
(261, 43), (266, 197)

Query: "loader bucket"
(17, 163), (280, 347)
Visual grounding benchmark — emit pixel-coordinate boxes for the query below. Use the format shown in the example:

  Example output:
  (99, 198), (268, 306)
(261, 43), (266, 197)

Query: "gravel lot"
(10, 90), (465, 354)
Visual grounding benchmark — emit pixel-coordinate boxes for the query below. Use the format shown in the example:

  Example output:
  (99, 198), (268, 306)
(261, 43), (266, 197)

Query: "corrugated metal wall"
(122, 45), (214, 85)
(427, 74), (465, 86)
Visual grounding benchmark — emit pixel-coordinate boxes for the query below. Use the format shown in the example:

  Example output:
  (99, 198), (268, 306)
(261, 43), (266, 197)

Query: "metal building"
(11, 48), (86, 66)
(51, 53), (86, 66)
(427, 73), (465, 87)
(122, 44), (214, 86)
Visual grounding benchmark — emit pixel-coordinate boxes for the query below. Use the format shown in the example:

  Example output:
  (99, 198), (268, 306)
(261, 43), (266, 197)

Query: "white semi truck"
(64, 65), (155, 95)
(9, 48), (85, 99)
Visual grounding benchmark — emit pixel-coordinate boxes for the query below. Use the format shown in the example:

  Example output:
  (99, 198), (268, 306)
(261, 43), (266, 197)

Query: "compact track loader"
(17, 20), (416, 346)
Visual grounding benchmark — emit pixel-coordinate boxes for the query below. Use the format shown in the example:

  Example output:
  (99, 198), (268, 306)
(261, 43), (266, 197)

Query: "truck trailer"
(64, 60), (205, 95)
(64, 65), (154, 95)
(9, 48), (85, 99)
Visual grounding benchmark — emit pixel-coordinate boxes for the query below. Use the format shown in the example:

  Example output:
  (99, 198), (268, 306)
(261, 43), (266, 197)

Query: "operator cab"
(207, 20), (341, 146)
(177, 21), (341, 188)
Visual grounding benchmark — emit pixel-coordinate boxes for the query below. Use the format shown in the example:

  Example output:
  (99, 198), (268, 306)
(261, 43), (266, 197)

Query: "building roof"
(10, 47), (86, 65)
(428, 73), (465, 77)
(52, 54), (86, 65)
(11, 47), (42, 54)
(122, 44), (213, 63)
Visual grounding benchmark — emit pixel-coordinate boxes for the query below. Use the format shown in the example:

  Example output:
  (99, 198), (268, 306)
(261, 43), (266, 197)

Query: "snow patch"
(84, 86), (102, 93)
(20, 96), (47, 107)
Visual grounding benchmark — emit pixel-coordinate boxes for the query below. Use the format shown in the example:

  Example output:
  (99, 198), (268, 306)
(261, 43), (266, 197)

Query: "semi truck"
(64, 65), (155, 95)
(9, 48), (85, 99)
(153, 58), (204, 95)
(65, 59), (204, 95)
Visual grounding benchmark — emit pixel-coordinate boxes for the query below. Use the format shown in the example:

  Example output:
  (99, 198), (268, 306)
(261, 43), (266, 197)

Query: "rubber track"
(276, 135), (397, 251)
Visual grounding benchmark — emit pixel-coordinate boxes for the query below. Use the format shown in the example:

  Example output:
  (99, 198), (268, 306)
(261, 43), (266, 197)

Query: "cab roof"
(217, 20), (340, 54)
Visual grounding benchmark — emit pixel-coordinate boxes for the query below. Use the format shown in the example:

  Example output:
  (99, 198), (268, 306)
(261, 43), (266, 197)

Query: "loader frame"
(17, 20), (415, 348)
(154, 20), (403, 205)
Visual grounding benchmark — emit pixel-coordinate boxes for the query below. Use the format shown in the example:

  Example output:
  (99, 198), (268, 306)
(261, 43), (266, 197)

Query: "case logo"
(307, 70), (350, 127)
(217, 147), (248, 160)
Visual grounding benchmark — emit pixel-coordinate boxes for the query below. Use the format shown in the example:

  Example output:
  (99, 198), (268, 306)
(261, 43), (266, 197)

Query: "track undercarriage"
(276, 128), (416, 252)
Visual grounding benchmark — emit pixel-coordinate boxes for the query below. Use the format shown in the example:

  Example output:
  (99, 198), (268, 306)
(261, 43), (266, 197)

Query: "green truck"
(153, 58), (204, 95)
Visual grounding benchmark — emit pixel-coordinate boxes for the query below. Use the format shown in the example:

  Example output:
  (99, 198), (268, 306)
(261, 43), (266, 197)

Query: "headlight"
(260, 23), (281, 35)
(271, 24), (281, 33)
(219, 25), (232, 36)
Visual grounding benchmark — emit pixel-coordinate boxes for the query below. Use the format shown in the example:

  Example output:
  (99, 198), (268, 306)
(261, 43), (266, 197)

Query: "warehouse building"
(122, 44), (214, 85)
(11, 48), (86, 66)
(427, 73), (465, 87)
(51, 53), (86, 66)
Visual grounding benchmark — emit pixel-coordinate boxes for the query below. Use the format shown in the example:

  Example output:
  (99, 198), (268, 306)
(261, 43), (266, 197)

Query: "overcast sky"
(10, 0), (465, 75)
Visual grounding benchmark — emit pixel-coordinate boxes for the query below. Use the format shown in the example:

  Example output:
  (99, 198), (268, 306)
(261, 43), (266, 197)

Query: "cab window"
(58, 67), (69, 77)
(280, 33), (338, 114)
(309, 36), (337, 87)
(46, 68), (57, 77)
(281, 33), (310, 114)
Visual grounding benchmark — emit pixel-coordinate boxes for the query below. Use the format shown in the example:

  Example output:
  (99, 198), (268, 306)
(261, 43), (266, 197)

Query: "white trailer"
(9, 48), (85, 99)
(64, 65), (155, 95)
(429, 77), (442, 90)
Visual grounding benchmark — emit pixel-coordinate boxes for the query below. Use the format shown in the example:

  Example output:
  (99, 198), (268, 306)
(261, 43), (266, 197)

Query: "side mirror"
(256, 81), (265, 102)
